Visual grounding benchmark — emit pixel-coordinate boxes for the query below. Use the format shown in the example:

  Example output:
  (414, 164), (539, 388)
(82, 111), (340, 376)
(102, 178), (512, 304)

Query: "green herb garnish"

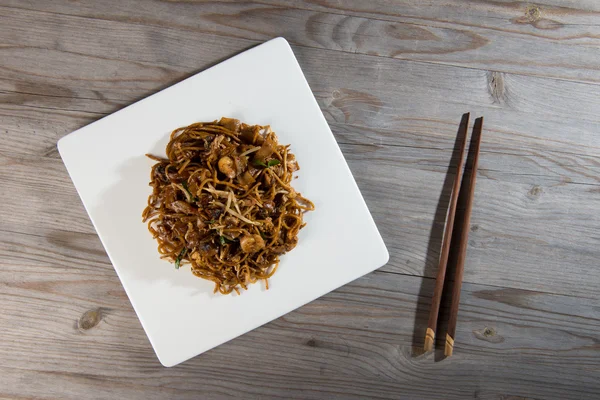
(181, 181), (198, 202)
(253, 159), (281, 168)
(175, 248), (187, 269)
(219, 236), (234, 246)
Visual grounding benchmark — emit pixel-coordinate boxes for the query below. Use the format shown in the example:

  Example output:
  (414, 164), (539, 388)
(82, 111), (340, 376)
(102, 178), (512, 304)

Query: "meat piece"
(270, 245), (287, 254)
(218, 156), (236, 179)
(185, 225), (204, 248)
(261, 217), (275, 234)
(196, 241), (217, 257)
(264, 172), (274, 188)
(207, 207), (222, 221)
(166, 167), (190, 183)
(218, 153), (247, 179)
(191, 251), (201, 262)
(168, 200), (196, 215)
(285, 237), (298, 252)
(153, 164), (169, 183)
(258, 201), (275, 219)
(237, 171), (255, 186)
(232, 154), (248, 176)
(206, 136), (225, 166)
(156, 223), (171, 239)
(248, 165), (262, 178)
(223, 216), (239, 228)
(197, 194), (212, 208)
(286, 153), (299, 172)
(226, 231), (241, 239)
(263, 200), (275, 212)
(166, 168), (180, 182)
(177, 142), (200, 160)
(239, 234), (265, 253)
(171, 221), (188, 236)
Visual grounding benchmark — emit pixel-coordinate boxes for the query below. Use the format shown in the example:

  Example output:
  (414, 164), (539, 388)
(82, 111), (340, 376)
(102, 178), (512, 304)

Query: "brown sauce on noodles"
(142, 117), (314, 295)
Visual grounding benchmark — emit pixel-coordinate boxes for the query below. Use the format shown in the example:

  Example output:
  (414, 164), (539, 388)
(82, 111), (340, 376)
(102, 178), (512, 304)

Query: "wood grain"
(353, 151), (600, 299)
(3, 1), (600, 83)
(2, 230), (600, 399)
(2, 1), (600, 398)
(425, 113), (470, 352)
(2, 9), (600, 165)
(2, 141), (599, 300)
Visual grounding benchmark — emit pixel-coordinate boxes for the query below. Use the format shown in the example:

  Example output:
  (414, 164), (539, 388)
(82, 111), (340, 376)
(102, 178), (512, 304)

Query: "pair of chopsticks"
(424, 114), (483, 357)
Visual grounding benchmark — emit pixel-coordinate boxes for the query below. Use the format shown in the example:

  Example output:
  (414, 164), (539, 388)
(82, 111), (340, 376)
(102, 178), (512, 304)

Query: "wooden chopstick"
(445, 116), (484, 357)
(423, 113), (470, 352)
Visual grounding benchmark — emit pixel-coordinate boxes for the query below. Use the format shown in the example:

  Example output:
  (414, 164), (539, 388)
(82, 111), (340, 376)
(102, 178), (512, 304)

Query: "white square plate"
(58, 37), (388, 367)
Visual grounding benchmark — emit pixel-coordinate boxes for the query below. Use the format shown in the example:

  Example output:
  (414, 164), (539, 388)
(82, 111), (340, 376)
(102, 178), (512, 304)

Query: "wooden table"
(2, 1), (600, 398)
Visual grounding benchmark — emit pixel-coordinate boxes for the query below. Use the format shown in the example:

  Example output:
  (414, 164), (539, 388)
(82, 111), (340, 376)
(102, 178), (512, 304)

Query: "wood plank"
(2, 19), (600, 186)
(2, 147), (599, 300)
(0, 6), (242, 97)
(0, 103), (104, 159)
(5, 82), (600, 187)
(3, 2), (600, 398)
(1, 9), (600, 162)
(352, 151), (600, 299)
(332, 122), (600, 186)
(3, 1), (600, 83)
(4, 99), (599, 186)
(0, 154), (96, 235)
(255, 0), (600, 83)
(1, 239), (599, 399)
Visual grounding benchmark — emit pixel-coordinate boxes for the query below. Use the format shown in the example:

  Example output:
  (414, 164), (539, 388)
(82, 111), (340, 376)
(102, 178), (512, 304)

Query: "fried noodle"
(142, 117), (314, 295)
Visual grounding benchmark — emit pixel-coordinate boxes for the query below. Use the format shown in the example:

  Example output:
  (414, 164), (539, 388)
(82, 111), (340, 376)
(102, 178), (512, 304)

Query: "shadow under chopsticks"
(411, 113), (470, 357)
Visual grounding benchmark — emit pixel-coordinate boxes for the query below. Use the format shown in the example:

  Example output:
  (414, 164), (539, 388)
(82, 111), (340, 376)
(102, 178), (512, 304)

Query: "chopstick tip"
(424, 328), (435, 352)
(444, 334), (455, 357)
